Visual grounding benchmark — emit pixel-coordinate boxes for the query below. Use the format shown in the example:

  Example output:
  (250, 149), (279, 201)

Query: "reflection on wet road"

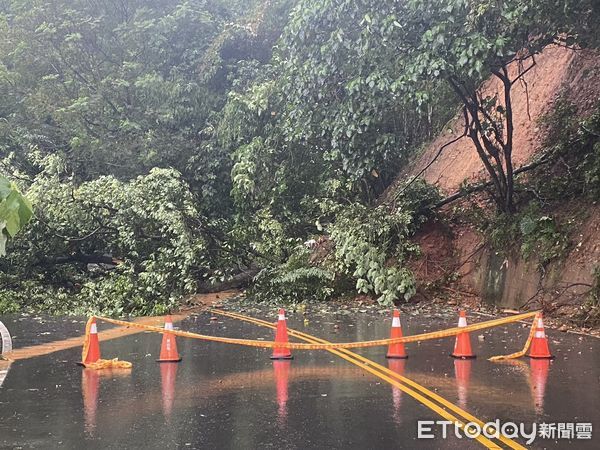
(0, 309), (598, 449)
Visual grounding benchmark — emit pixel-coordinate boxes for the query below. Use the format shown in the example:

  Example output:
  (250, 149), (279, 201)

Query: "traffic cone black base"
(450, 354), (477, 360)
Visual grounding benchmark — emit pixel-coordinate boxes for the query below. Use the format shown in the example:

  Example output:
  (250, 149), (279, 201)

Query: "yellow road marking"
(1, 303), (528, 449)
(213, 309), (527, 450)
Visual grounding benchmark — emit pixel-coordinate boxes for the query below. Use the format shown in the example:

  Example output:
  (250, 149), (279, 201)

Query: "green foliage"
(485, 204), (569, 267)
(0, 167), (218, 315)
(247, 181), (440, 306)
(249, 246), (336, 304)
(471, 96), (599, 274)
(329, 205), (417, 305)
(0, 0), (294, 220)
(399, 0), (595, 212)
(226, 77), (340, 264)
(1, 0), (599, 314)
(277, 0), (456, 187)
(326, 181), (439, 305)
(536, 97), (600, 199)
(0, 296), (20, 314)
(0, 174), (33, 255)
(0, 0), (296, 313)
(269, 0), (596, 216)
(518, 211), (569, 264)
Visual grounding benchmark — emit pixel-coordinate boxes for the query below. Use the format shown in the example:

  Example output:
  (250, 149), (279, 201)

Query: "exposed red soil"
(387, 45), (600, 325)
(408, 220), (454, 286)
(384, 46), (599, 198)
(412, 45), (575, 192)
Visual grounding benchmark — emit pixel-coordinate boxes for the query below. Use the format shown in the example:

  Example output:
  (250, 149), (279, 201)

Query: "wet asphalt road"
(0, 308), (599, 449)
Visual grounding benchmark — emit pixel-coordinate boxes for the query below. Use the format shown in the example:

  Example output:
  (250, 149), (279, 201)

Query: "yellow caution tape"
(77, 309), (539, 447)
(87, 310), (539, 351)
(488, 312), (539, 361)
(212, 308), (525, 449)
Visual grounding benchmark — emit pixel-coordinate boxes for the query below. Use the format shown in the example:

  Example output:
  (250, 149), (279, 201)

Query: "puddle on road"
(0, 310), (598, 449)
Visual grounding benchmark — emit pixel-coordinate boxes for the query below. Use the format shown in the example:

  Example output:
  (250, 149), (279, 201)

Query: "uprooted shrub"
(248, 180), (440, 306)
(0, 167), (212, 315)
(249, 244), (337, 304)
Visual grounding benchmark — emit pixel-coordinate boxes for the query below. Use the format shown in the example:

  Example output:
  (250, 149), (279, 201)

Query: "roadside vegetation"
(0, 0), (598, 315)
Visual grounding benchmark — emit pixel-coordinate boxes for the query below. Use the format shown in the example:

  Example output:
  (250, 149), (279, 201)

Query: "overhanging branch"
(39, 253), (123, 266)
(430, 155), (551, 210)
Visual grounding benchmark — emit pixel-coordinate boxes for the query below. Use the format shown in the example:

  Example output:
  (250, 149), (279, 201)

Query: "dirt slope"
(390, 45), (587, 194)
(394, 45), (600, 322)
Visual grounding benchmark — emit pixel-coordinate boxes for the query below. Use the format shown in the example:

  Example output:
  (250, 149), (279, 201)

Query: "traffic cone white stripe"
(165, 322), (173, 331)
(90, 324), (97, 334)
(458, 317), (467, 327)
(278, 313), (285, 321)
(535, 330), (545, 338)
(392, 317), (401, 328)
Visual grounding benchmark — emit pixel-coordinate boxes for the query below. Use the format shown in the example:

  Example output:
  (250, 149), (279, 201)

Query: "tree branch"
(430, 154), (551, 210)
(39, 253), (122, 266)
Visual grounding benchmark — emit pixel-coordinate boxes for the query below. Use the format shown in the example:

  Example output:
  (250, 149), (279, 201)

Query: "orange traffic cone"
(271, 309), (293, 360)
(450, 310), (476, 359)
(528, 314), (553, 359)
(156, 316), (182, 362)
(454, 359), (472, 409)
(80, 318), (101, 366)
(386, 309), (408, 359)
(529, 357), (550, 415)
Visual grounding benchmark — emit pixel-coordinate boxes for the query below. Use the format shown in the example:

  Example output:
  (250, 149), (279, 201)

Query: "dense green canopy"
(0, 0), (597, 313)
